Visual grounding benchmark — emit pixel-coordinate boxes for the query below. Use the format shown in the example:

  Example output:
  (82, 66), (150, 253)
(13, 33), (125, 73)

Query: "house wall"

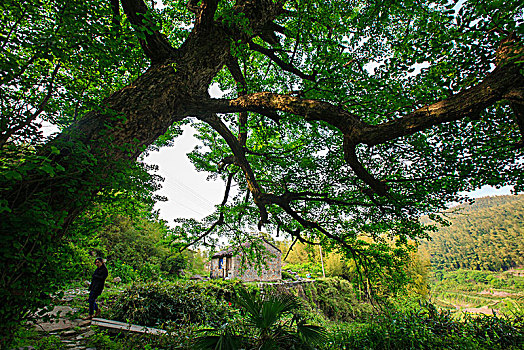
(210, 258), (220, 278)
(234, 254), (281, 281)
(234, 243), (282, 282)
(210, 241), (282, 281)
(210, 256), (235, 279)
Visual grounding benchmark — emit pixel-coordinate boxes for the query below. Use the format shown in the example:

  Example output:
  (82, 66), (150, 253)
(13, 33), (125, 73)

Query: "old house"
(210, 239), (282, 282)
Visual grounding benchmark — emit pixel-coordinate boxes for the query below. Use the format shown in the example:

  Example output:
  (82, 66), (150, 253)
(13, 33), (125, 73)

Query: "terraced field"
(430, 269), (524, 316)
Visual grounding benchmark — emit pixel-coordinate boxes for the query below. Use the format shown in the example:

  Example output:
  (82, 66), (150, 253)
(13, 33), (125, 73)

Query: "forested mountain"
(421, 195), (524, 271)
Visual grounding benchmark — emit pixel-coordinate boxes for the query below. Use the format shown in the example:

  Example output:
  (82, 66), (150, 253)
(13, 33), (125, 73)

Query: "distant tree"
(422, 195), (524, 271)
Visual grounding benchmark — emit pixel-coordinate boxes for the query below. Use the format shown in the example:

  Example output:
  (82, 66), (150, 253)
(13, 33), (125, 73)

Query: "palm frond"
(296, 322), (329, 347)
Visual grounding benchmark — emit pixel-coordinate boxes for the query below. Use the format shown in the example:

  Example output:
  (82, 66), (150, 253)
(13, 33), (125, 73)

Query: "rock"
(39, 305), (74, 318)
(190, 274), (203, 280)
(112, 277), (121, 283)
(75, 329), (95, 340)
(61, 330), (77, 336)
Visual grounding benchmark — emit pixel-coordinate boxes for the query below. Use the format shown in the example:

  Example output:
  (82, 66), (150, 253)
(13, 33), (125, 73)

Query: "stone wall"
(234, 249), (281, 282)
(210, 241), (281, 282)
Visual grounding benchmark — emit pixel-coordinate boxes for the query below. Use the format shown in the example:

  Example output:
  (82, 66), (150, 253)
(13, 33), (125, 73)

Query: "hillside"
(420, 195), (524, 271)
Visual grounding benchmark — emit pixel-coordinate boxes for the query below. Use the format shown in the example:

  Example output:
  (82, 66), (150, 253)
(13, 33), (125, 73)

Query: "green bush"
(281, 270), (295, 280)
(300, 277), (374, 322)
(326, 302), (524, 350)
(109, 259), (139, 283)
(161, 254), (186, 276)
(285, 262), (323, 278)
(86, 324), (200, 349)
(86, 331), (122, 350)
(110, 280), (248, 327)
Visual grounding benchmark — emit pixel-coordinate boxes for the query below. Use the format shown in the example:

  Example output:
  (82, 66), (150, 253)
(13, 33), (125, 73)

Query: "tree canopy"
(1, 0), (523, 333)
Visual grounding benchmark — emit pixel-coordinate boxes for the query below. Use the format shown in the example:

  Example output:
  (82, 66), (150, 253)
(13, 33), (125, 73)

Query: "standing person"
(87, 257), (108, 319)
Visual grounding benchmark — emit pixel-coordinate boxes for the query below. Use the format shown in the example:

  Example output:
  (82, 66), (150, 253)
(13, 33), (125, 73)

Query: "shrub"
(285, 262), (323, 278)
(194, 289), (328, 350)
(109, 259), (139, 283)
(110, 281), (244, 327)
(301, 277), (374, 322)
(281, 270), (296, 280)
(326, 302), (524, 350)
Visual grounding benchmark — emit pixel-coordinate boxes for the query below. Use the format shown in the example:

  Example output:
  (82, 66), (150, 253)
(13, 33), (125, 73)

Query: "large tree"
(1, 0), (523, 330)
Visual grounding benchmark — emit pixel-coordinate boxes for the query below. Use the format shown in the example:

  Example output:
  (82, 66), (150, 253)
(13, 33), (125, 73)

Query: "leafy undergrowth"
(298, 277), (376, 322)
(326, 302), (524, 350)
(12, 278), (524, 349)
(10, 327), (64, 350)
(110, 279), (255, 328)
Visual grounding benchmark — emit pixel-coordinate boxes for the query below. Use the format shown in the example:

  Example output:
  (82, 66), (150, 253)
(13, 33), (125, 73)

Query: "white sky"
(144, 124), (224, 222)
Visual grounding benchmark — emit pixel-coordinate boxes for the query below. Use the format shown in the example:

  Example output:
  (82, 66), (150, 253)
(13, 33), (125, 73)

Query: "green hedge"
(110, 280), (256, 327)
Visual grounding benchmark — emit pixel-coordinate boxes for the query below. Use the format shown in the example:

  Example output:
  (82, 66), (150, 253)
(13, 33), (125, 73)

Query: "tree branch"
(191, 61), (524, 148)
(261, 189), (380, 208)
(110, 0), (121, 29)
(249, 42), (315, 81)
(189, 92), (362, 133)
(343, 137), (388, 196)
(195, 0), (219, 28)
(359, 63), (524, 146)
(0, 63), (61, 147)
(283, 236), (299, 261)
(510, 101), (524, 148)
(267, 21), (286, 35)
(225, 54), (249, 145)
(187, 60), (524, 192)
(181, 171), (236, 251)
(197, 114), (269, 227)
(274, 216), (317, 246)
(276, 198), (365, 263)
(187, 0), (201, 13)
(120, 0), (176, 63)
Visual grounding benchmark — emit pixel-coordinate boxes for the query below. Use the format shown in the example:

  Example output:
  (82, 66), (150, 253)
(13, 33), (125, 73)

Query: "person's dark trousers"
(88, 290), (100, 316)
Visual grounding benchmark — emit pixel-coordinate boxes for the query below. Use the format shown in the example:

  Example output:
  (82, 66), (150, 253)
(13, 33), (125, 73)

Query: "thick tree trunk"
(2, 0), (284, 224)
(0, 0), (285, 331)
(0, 19), (232, 332)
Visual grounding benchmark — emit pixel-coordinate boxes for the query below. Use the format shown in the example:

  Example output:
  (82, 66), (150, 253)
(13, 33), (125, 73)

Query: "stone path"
(20, 286), (126, 349)
(29, 306), (96, 349)
(41, 322), (96, 350)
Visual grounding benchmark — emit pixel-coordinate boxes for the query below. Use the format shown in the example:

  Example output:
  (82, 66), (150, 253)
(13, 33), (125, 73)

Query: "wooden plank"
(91, 318), (167, 335)
(92, 318), (132, 327)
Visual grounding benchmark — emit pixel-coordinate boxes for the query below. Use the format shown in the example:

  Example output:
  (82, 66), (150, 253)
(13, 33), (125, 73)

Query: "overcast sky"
(144, 124), (224, 222)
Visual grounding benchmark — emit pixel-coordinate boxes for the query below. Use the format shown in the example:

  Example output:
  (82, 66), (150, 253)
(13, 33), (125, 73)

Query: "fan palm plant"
(194, 289), (327, 350)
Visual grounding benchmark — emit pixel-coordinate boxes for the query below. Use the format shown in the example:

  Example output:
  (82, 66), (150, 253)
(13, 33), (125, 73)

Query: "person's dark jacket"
(89, 264), (108, 295)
